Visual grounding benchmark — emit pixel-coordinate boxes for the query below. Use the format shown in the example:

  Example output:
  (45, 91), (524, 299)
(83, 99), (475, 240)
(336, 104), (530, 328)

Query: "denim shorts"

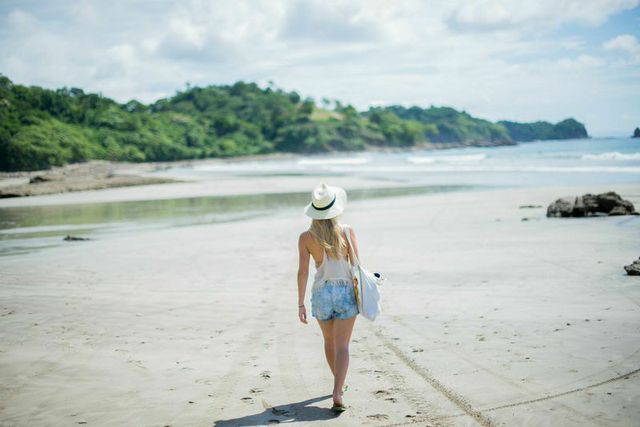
(311, 279), (359, 321)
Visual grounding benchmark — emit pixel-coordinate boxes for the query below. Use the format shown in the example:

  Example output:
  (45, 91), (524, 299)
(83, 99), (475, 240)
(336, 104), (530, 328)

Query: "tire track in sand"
(368, 323), (496, 427)
(359, 321), (462, 427)
(375, 314), (640, 426)
(389, 315), (610, 426)
(478, 367), (640, 413)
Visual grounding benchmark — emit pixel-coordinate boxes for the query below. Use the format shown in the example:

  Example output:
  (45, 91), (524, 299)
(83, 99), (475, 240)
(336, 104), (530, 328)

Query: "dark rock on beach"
(547, 197), (574, 217)
(547, 192), (636, 217)
(64, 235), (91, 241)
(519, 204), (543, 209)
(624, 258), (640, 276)
(29, 175), (53, 184)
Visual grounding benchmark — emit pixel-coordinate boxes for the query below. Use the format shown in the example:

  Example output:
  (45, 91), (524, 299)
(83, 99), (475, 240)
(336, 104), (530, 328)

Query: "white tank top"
(312, 224), (353, 285)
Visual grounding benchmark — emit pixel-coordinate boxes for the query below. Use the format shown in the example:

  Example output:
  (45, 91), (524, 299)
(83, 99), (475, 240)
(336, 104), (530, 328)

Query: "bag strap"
(342, 224), (359, 267)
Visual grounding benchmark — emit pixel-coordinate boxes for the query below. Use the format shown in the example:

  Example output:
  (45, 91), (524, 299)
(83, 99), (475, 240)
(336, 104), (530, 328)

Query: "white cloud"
(603, 34), (640, 67)
(283, 2), (364, 42)
(558, 54), (605, 68)
(448, 0), (640, 31)
(0, 0), (638, 135)
(604, 34), (640, 56)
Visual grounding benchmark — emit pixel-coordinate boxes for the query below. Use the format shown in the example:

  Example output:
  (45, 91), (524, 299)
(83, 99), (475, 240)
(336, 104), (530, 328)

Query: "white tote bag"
(343, 224), (382, 321)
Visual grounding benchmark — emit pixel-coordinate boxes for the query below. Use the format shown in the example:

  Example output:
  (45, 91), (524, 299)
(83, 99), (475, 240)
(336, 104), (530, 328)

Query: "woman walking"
(297, 183), (360, 412)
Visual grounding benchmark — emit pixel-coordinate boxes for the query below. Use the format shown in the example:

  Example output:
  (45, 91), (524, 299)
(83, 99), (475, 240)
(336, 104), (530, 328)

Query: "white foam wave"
(325, 165), (640, 174)
(194, 163), (259, 171)
(407, 154), (487, 164)
(297, 157), (370, 166)
(581, 152), (640, 161)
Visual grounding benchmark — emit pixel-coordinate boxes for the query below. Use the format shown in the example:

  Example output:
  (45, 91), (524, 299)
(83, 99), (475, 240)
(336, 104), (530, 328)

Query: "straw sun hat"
(304, 183), (347, 220)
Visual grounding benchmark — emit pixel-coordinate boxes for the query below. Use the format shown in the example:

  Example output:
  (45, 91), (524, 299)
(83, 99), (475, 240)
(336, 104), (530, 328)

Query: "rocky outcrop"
(633, 127), (640, 138)
(624, 258), (640, 276)
(547, 197), (575, 217)
(547, 192), (636, 217)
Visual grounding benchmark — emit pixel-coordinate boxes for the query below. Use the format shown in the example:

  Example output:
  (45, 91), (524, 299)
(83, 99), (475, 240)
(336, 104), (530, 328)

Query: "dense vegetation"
(0, 75), (588, 171)
(498, 119), (588, 142)
(368, 105), (510, 144)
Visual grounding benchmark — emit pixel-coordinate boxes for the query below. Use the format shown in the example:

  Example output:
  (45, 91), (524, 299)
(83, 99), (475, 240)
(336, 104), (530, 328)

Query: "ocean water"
(161, 137), (640, 187)
(1, 137), (638, 255)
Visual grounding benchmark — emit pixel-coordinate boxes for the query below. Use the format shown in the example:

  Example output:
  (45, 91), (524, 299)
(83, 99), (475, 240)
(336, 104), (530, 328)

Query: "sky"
(1, 0), (639, 137)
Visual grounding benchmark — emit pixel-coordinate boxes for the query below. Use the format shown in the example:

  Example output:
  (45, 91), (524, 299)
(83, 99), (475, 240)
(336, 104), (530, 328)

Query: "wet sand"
(0, 160), (181, 199)
(0, 183), (639, 426)
(0, 172), (409, 208)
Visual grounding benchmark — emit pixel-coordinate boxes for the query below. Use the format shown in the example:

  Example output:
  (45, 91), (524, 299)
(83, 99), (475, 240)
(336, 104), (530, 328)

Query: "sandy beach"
(1, 181), (639, 426)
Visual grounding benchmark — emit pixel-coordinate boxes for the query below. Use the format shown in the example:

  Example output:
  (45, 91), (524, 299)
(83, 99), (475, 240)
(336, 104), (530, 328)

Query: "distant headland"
(0, 74), (588, 172)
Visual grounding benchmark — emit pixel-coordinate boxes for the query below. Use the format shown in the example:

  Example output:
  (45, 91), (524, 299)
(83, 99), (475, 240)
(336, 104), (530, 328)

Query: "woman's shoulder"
(298, 230), (312, 244)
(299, 229), (312, 240)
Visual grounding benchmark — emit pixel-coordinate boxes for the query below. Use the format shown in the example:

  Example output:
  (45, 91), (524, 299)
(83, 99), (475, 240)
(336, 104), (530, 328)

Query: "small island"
(633, 127), (640, 138)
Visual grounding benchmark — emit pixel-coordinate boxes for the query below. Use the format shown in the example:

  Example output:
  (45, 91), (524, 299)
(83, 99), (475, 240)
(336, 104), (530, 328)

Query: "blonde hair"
(309, 216), (347, 259)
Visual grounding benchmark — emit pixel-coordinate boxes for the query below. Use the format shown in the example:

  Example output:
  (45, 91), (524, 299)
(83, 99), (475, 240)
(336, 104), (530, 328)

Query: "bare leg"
(332, 315), (357, 405)
(316, 318), (336, 376)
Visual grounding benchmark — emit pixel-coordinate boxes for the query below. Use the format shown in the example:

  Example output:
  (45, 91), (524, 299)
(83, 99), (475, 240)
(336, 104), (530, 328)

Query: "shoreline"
(0, 138), (550, 199)
(0, 135), (605, 202)
(0, 175), (426, 208)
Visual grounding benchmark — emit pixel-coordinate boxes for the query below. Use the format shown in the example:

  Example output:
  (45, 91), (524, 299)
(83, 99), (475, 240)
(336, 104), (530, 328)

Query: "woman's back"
(310, 224), (352, 284)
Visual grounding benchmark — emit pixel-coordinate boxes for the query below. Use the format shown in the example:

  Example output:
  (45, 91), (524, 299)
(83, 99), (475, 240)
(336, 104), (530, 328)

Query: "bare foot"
(332, 391), (343, 406)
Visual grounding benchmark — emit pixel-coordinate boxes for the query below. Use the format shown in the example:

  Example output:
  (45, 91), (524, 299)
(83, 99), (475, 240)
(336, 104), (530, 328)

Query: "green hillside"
(0, 75), (588, 171)
(498, 119), (588, 141)
(368, 105), (511, 144)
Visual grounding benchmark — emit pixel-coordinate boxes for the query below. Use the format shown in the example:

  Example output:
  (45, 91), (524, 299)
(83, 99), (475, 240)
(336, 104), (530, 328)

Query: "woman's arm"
(297, 232), (310, 324)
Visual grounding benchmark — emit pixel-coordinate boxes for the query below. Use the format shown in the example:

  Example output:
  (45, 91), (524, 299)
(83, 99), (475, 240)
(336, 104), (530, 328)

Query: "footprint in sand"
(367, 414), (390, 420)
(262, 400), (291, 417)
(127, 359), (146, 369)
(260, 371), (272, 379)
(241, 397), (253, 403)
(250, 387), (264, 394)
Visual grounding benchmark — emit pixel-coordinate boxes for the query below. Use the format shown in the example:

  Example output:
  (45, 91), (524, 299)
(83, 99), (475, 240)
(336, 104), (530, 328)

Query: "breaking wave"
(297, 157), (370, 166)
(407, 154), (487, 164)
(581, 152), (640, 161)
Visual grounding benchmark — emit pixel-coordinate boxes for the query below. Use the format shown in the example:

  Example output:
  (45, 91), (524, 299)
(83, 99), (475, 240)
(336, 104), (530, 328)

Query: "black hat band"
(312, 194), (336, 211)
